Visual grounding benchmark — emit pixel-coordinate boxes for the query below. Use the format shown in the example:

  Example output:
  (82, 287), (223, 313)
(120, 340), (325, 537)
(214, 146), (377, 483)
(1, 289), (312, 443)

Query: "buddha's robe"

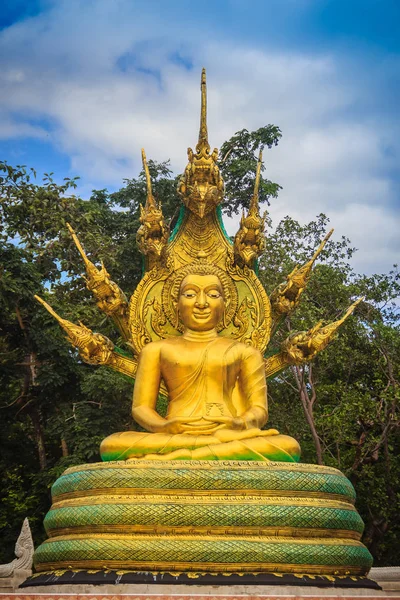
(100, 336), (301, 462)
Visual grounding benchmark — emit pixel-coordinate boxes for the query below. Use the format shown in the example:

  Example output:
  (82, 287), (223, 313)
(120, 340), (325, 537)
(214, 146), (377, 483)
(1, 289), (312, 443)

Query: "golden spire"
(333, 296), (364, 326)
(66, 222), (126, 307)
(270, 228), (334, 323)
(136, 149), (168, 265)
(141, 148), (157, 209)
(177, 68), (224, 218)
(66, 223), (129, 338)
(34, 295), (114, 364)
(66, 222), (99, 279)
(307, 227), (334, 267)
(281, 297), (364, 365)
(283, 226), (335, 289)
(66, 222), (116, 301)
(233, 149), (266, 266)
(35, 294), (72, 333)
(250, 149), (263, 215)
(305, 297), (364, 345)
(197, 67), (209, 153)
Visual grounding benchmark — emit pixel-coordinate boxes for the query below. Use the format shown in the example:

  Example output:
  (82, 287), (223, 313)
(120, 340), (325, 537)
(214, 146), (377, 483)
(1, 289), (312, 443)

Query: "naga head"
(177, 69), (224, 218)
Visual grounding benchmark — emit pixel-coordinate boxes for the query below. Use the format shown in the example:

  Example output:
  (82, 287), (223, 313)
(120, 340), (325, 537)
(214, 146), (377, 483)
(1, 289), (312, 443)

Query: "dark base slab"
(21, 570), (381, 590)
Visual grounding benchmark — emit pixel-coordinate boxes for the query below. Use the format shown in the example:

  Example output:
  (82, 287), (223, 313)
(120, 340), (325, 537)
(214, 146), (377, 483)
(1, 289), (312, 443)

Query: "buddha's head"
(163, 259), (237, 333)
(178, 274), (224, 332)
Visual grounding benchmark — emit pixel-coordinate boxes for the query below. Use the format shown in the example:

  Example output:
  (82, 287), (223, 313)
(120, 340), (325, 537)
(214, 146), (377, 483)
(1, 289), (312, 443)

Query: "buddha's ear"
(221, 304), (228, 329)
(173, 301), (180, 330)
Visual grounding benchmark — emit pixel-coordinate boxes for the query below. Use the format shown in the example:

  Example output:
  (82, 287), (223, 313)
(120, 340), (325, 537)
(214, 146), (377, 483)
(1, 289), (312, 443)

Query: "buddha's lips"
(193, 311), (211, 319)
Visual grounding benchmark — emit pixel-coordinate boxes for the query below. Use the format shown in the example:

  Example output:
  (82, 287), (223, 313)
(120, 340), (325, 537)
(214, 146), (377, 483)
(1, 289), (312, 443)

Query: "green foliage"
(219, 125), (282, 216)
(258, 215), (400, 565)
(0, 126), (399, 567)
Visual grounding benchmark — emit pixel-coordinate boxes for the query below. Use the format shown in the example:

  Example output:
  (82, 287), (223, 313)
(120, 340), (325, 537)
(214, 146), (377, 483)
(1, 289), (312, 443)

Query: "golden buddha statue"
(30, 69), (373, 581)
(34, 69), (361, 466)
(101, 269), (300, 462)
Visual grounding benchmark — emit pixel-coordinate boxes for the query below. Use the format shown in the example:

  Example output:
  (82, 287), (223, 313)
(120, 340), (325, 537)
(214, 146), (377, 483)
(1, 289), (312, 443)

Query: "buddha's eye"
(182, 290), (197, 298)
(207, 291), (221, 299)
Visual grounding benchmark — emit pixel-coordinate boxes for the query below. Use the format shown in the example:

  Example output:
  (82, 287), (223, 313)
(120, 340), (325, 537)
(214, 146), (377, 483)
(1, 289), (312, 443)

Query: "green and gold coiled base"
(33, 460), (372, 576)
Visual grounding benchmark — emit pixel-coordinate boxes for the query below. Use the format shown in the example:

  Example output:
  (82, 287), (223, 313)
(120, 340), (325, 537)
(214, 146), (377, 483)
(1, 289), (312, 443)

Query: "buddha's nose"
(195, 291), (208, 307)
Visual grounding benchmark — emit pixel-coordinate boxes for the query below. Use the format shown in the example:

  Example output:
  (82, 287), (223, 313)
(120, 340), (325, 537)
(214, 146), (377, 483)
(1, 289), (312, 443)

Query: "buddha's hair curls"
(173, 261), (230, 301)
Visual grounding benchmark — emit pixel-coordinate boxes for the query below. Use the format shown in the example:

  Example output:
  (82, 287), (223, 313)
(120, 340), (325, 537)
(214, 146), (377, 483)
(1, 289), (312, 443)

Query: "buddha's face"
(178, 274), (224, 331)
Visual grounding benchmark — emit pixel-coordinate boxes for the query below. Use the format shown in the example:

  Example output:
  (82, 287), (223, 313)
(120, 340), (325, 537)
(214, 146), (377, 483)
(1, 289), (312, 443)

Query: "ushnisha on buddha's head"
(178, 274), (224, 332)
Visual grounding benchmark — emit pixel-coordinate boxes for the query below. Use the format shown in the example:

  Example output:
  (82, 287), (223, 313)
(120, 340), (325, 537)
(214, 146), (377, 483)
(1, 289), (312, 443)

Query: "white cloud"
(0, 116), (48, 140)
(0, 0), (398, 275)
(331, 204), (399, 270)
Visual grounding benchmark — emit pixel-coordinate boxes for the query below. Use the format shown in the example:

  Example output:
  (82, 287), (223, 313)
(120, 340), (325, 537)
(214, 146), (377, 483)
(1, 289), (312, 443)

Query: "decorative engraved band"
(45, 497), (363, 540)
(51, 461), (356, 504)
(62, 460), (350, 474)
(34, 534), (372, 576)
(46, 526), (362, 540)
(34, 560), (370, 577)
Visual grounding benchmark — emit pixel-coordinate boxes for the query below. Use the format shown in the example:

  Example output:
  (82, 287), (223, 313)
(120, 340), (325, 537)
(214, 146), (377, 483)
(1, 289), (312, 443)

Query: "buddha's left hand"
(161, 416), (199, 434)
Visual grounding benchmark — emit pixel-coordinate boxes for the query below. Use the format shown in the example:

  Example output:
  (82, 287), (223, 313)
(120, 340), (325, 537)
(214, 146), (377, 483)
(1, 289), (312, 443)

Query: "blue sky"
(0, 0), (399, 274)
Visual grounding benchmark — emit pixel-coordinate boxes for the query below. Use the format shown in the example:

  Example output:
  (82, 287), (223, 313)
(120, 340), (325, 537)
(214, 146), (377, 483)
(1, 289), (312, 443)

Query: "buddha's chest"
(160, 341), (241, 382)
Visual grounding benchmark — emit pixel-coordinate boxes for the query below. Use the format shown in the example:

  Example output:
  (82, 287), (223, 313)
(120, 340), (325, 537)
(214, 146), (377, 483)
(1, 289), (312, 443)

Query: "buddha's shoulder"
(138, 339), (165, 358)
(140, 337), (183, 354)
(217, 337), (263, 357)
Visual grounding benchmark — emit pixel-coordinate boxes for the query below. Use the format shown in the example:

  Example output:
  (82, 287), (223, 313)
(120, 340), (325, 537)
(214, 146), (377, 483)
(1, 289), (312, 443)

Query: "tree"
(259, 215), (400, 564)
(219, 125), (282, 216)
(0, 125), (399, 565)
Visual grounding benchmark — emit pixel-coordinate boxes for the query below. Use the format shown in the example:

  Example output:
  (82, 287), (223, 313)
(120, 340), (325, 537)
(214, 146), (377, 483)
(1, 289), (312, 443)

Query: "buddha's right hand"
(158, 416), (199, 434)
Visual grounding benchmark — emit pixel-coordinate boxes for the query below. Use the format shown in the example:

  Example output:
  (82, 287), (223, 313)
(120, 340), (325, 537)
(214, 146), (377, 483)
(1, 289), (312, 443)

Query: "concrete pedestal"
(0, 583), (396, 599)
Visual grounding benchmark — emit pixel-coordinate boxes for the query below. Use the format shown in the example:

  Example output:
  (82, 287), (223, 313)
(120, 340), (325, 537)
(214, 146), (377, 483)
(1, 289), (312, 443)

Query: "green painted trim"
(51, 464), (356, 501)
(253, 258), (260, 275)
(44, 503), (364, 534)
(34, 537), (373, 570)
(216, 206), (233, 245)
(113, 346), (131, 357)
